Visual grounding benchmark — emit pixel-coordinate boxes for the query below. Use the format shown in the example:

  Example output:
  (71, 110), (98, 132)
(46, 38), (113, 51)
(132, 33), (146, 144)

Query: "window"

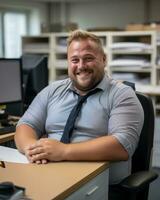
(0, 12), (3, 57)
(0, 9), (28, 58)
(4, 12), (27, 58)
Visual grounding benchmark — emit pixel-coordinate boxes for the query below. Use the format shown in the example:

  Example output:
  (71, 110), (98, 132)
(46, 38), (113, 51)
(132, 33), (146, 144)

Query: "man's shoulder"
(38, 78), (71, 97)
(106, 76), (128, 92)
(50, 78), (71, 88)
(45, 78), (72, 95)
(104, 76), (135, 100)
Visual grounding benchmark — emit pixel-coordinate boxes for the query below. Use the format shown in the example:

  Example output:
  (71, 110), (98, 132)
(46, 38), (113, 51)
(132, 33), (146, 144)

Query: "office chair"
(113, 91), (158, 200)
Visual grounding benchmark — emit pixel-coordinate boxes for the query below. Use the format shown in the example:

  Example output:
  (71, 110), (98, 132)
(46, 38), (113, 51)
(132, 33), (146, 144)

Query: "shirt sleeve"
(17, 86), (49, 138)
(108, 86), (144, 157)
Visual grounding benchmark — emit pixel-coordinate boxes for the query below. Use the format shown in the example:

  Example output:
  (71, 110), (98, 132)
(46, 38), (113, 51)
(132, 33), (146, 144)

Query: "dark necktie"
(60, 88), (101, 143)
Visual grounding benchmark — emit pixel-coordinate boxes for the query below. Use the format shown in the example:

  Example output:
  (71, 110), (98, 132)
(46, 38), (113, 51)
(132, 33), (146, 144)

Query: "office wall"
(0, 0), (48, 34)
(1, 0), (160, 33)
(150, 0), (160, 21)
(67, 0), (144, 29)
(50, 0), (160, 30)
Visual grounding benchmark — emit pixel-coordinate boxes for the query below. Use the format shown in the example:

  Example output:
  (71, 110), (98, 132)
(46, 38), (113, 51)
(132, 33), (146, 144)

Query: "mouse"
(0, 182), (15, 195)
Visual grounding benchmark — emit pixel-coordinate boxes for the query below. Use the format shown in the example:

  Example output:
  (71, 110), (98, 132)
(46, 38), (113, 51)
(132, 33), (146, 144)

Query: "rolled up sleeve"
(108, 87), (144, 157)
(17, 86), (49, 138)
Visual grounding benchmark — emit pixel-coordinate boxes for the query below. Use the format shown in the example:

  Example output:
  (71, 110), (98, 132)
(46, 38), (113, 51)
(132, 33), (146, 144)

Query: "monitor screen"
(0, 59), (23, 105)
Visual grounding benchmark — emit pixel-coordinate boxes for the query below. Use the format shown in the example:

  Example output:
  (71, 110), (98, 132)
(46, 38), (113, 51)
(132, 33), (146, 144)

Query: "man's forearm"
(64, 135), (129, 161)
(14, 124), (38, 154)
(19, 133), (129, 163)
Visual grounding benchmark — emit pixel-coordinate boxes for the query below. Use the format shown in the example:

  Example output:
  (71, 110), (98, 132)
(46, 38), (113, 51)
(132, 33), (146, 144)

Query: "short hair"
(67, 29), (105, 54)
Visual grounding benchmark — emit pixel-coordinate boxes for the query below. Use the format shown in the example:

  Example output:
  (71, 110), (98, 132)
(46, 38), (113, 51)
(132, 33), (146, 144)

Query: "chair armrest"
(118, 170), (158, 192)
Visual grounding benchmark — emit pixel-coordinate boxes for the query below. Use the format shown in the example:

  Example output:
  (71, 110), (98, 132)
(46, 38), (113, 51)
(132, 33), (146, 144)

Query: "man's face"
(67, 39), (106, 93)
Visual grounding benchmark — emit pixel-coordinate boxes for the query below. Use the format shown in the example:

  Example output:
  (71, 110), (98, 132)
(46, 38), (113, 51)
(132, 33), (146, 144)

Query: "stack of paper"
(110, 42), (152, 52)
(110, 57), (151, 68)
(0, 146), (28, 164)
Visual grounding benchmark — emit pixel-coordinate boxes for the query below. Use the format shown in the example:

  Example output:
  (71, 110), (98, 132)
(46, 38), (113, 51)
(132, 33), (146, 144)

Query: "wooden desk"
(0, 132), (14, 144)
(0, 161), (109, 200)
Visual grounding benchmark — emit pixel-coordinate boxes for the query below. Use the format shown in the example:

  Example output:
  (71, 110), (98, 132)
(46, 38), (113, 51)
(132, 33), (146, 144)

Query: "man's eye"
(85, 57), (94, 61)
(71, 59), (78, 63)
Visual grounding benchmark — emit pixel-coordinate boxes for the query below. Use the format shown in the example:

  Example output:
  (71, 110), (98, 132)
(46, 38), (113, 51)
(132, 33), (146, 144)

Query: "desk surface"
(0, 161), (109, 200)
(0, 132), (14, 144)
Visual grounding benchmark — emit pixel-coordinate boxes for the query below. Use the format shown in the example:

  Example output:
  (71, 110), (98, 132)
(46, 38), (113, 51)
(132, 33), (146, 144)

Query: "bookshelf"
(107, 31), (158, 86)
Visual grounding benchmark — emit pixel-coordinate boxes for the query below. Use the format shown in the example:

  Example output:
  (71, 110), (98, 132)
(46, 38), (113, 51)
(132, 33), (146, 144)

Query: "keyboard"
(0, 125), (16, 135)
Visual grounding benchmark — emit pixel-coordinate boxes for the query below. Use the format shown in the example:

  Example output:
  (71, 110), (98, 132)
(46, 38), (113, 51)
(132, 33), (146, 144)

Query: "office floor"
(149, 168), (160, 200)
(149, 117), (160, 200)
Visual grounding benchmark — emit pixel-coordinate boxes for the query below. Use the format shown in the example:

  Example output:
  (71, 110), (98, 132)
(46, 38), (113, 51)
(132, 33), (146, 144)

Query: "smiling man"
(67, 34), (106, 94)
(15, 30), (144, 199)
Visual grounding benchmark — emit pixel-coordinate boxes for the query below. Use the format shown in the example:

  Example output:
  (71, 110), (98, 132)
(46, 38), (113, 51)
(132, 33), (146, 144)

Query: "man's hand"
(26, 138), (67, 163)
(24, 144), (48, 164)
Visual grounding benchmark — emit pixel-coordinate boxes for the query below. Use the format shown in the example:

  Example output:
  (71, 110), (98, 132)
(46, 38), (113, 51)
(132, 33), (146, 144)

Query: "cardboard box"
(126, 24), (145, 31)
(126, 23), (160, 31)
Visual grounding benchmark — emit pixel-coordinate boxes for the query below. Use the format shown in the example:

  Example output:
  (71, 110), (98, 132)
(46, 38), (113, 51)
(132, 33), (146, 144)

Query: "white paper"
(109, 58), (151, 68)
(0, 146), (29, 164)
(110, 42), (152, 50)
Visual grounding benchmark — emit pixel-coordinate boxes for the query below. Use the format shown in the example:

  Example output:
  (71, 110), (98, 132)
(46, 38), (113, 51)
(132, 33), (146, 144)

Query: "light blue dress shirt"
(17, 75), (144, 184)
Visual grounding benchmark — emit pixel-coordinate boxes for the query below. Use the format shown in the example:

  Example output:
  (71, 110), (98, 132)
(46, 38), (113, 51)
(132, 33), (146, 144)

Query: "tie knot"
(78, 88), (101, 103)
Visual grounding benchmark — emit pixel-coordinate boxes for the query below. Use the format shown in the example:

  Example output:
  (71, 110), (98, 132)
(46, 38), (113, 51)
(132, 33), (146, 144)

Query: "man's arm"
(14, 124), (38, 154)
(15, 124), (48, 164)
(65, 135), (128, 161)
(26, 135), (129, 163)
(15, 125), (128, 163)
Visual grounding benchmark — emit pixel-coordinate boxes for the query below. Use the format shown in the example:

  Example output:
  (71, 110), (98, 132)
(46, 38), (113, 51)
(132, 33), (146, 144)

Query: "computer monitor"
(21, 54), (48, 110)
(0, 58), (23, 105)
(0, 58), (23, 119)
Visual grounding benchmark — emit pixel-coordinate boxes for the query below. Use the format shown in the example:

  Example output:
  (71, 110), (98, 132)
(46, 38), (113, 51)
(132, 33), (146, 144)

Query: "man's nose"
(78, 59), (85, 69)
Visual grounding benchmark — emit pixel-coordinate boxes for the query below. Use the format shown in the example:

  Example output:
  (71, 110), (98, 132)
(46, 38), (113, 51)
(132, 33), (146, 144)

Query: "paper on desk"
(0, 146), (29, 163)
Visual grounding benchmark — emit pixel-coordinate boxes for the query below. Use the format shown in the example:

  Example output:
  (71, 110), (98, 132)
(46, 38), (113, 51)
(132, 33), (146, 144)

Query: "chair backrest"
(131, 92), (155, 173)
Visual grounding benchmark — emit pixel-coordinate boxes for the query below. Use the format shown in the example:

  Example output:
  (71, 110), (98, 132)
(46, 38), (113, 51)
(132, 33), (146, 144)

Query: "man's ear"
(103, 53), (107, 66)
